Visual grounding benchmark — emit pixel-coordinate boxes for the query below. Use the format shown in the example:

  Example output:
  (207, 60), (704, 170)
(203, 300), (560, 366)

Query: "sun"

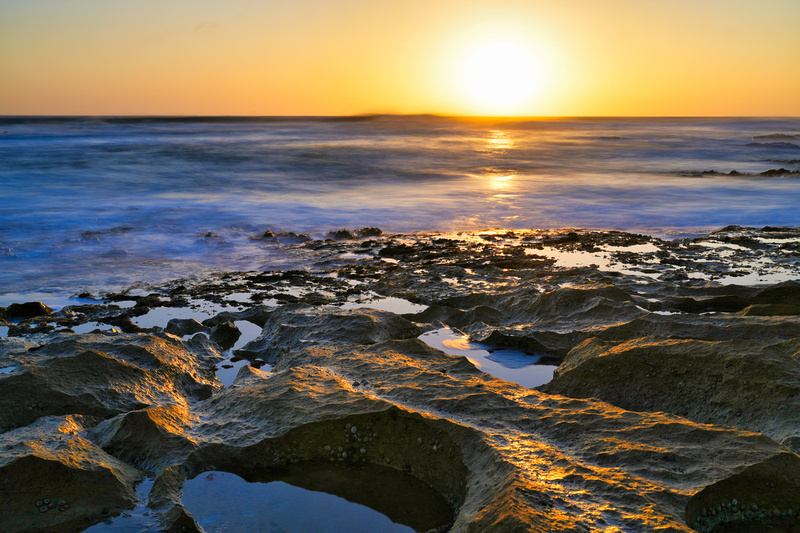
(457, 38), (544, 115)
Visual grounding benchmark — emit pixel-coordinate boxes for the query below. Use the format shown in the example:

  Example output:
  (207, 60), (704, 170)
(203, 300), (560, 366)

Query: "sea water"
(1, 115), (799, 298)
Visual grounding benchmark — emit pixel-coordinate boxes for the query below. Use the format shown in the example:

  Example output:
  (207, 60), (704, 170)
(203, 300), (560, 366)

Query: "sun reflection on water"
(490, 174), (515, 190)
(486, 130), (514, 152)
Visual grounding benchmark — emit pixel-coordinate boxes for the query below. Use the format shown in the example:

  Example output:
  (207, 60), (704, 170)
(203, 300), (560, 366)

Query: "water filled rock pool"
(182, 463), (454, 533)
(419, 327), (558, 388)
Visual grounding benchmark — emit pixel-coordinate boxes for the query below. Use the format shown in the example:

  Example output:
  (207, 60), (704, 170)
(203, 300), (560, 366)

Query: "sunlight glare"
(458, 38), (544, 115)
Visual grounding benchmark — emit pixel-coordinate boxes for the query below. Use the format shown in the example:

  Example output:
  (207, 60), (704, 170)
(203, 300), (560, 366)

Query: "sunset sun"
(458, 38), (545, 115)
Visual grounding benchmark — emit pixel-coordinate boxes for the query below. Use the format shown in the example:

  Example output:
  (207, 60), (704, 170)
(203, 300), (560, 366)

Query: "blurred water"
(1, 115), (799, 296)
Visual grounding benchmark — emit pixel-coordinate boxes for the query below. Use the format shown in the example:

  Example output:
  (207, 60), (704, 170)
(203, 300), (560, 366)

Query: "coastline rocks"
(209, 320), (241, 349)
(0, 415), (142, 533)
(0, 333), (223, 431)
(327, 227), (383, 240)
(542, 335), (800, 443)
(184, 320), (789, 531)
(255, 230), (311, 244)
(87, 404), (198, 472)
(3, 228), (800, 532)
(686, 452), (800, 532)
(5, 301), (53, 322)
(190, 365), (387, 447)
(234, 305), (425, 365)
(164, 318), (207, 337)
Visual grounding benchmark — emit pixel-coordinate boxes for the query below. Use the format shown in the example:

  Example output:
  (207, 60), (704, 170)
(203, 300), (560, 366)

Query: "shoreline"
(1, 223), (797, 309)
(2, 225), (800, 532)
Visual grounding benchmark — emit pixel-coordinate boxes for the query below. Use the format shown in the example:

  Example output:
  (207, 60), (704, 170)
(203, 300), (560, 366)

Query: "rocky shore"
(2, 226), (800, 532)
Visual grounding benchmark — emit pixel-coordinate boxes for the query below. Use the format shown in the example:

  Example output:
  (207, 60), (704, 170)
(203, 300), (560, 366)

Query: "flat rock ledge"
(2, 227), (800, 532)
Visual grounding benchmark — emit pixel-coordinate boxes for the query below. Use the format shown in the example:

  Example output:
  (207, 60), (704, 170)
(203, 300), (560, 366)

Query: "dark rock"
(101, 314), (140, 333)
(327, 229), (357, 240)
(165, 318), (208, 337)
(542, 335), (800, 442)
(379, 243), (417, 258)
(0, 415), (141, 533)
(356, 227), (383, 237)
(5, 302), (53, 322)
(0, 333), (222, 430)
(256, 231), (311, 244)
(210, 321), (241, 350)
(759, 168), (800, 177)
(88, 405), (197, 471)
(754, 280), (800, 305)
(234, 305), (424, 364)
(278, 231), (311, 244)
(685, 453), (800, 531)
(741, 303), (800, 316)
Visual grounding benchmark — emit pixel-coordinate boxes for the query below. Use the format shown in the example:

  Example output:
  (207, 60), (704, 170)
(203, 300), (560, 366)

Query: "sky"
(1, 0), (799, 116)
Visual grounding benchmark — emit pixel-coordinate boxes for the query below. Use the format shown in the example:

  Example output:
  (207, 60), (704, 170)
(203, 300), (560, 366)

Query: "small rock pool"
(182, 462), (454, 533)
(420, 327), (559, 388)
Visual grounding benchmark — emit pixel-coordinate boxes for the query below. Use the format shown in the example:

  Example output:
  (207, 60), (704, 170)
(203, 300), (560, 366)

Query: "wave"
(752, 134), (800, 141)
(746, 141), (800, 150)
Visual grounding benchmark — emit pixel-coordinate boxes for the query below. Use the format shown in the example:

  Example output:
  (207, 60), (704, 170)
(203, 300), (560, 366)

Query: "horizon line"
(1, 113), (798, 120)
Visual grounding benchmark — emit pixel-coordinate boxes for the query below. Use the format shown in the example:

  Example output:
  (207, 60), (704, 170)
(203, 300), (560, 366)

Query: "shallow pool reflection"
(420, 327), (558, 388)
(182, 470), (417, 533)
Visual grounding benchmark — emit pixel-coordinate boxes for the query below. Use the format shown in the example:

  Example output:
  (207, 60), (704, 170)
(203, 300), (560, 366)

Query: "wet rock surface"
(1, 226), (800, 532)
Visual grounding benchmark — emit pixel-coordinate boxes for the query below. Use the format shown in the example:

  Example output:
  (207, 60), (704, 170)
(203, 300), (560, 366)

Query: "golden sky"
(2, 0), (799, 116)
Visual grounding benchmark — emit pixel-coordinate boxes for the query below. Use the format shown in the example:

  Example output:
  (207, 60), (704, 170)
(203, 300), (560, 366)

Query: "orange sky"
(2, 0), (799, 116)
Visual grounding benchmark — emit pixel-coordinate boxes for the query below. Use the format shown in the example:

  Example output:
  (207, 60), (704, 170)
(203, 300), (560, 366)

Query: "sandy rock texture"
(1, 226), (800, 532)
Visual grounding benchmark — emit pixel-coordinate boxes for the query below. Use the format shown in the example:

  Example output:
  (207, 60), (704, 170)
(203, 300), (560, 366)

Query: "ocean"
(1, 115), (799, 301)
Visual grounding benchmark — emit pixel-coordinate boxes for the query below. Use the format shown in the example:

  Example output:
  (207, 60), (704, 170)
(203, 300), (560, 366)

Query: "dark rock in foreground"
(0, 415), (141, 533)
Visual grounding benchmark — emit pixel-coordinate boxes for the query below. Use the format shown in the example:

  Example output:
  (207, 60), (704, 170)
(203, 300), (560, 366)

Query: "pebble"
(350, 426), (357, 434)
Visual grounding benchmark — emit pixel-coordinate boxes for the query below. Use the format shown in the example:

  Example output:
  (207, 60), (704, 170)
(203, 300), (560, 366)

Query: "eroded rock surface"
(0, 415), (142, 533)
(1, 227), (800, 532)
